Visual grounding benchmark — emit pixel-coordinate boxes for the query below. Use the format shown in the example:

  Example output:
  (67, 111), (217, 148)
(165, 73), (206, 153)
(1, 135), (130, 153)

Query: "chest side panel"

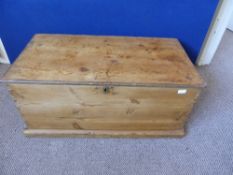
(8, 84), (200, 131)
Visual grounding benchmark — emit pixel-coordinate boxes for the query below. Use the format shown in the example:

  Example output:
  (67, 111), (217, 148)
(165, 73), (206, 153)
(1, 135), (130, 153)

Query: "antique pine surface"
(2, 34), (205, 87)
(1, 34), (205, 137)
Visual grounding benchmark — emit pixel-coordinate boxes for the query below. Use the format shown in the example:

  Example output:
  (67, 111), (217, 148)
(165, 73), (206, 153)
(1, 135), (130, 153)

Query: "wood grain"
(3, 34), (205, 137)
(3, 34), (205, 88)
(24, 128), (185, 137)
(9, 84), (200, 131)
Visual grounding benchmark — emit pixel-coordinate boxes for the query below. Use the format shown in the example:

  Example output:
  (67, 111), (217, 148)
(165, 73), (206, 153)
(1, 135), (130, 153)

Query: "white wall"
(227, 10), (233, 31)
(196, 0), (233, 66)
(0, 38), (10, 64)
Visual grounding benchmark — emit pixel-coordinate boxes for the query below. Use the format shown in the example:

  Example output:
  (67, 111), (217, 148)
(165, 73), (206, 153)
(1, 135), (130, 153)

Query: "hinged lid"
(2, 34), (205, 88)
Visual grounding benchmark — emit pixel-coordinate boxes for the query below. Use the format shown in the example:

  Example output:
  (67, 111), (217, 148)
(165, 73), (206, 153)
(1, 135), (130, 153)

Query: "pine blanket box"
(1, 34), (205, 137)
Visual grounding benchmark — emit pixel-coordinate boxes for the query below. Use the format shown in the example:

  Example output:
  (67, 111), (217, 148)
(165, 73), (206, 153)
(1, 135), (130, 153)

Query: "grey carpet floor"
(0, 30), (233, 175)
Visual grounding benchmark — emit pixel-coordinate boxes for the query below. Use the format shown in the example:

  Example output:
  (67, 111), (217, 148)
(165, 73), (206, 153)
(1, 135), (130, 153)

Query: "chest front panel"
(9, 84), (200, 131)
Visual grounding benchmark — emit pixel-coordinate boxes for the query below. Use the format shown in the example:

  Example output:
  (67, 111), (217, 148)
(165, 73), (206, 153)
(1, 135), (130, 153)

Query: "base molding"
(24, 128), (185, 138)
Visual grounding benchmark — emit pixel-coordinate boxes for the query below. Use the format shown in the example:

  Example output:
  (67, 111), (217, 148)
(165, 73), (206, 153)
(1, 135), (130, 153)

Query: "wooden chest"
(1, 34), (205, 137)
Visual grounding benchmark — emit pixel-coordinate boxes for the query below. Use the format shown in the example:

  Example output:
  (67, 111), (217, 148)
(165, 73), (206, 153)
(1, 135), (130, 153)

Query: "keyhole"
(103, 87), (109, 93)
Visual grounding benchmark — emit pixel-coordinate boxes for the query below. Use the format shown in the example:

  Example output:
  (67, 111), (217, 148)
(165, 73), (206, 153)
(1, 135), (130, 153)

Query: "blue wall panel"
(0, 0), (219, 63)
